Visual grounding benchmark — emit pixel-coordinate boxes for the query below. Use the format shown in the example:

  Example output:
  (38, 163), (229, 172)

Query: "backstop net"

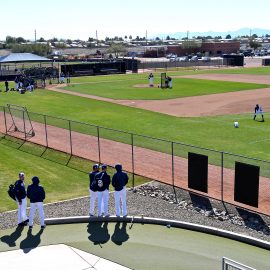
(6, 104), (35, 137)
(161, 72), (167, 89)
(222, 257), (256, 270)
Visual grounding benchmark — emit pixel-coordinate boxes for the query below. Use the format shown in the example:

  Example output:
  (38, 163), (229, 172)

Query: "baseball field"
(1, 66), (270, 212)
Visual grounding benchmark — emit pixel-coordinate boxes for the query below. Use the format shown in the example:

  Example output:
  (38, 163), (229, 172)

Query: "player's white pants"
(29, 202), (45, 226)
(149, 77), (154, 86)
(89, 189), (104, 215)
(89, 189), (97, 215)
(98, 190), (109, 216)
(114, 187), (127, 217)
(17, 198), (28, 224)
(169, 81), (172, 88)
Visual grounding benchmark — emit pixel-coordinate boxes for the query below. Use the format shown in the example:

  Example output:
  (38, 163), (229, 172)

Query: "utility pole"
(34, 29), (37, 43)
(96, 30), (98, 44)
(187, 30), (189, 40)
(146, 29), (148, 45)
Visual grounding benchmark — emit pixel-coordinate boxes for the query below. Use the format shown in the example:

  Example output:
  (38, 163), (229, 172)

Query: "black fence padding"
(223, 54), (244, 66)
(262, 58), (270, 66)
(188, 152), (208, 193)
(234, 162), (260, 208)
(61, 61), (126, 76)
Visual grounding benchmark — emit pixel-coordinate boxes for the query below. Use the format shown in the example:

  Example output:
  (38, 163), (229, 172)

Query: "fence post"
(221, 151), (224, 202)
(44, 115), (48, 148)
(23, 110), (26, 141)
(172, 141), (178, 203)
(69, 120), (73, 156)
(131, 133), (135, 188)
(97, 126), (101, 164)
(3, 106), (7, 134)
(171, 142), (174, 186)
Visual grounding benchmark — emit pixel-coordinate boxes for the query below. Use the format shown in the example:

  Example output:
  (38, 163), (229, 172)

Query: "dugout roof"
(0, 53), (51, 63)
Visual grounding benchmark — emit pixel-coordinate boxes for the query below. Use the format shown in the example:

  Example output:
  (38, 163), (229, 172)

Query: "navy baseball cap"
(32, 176), (40, 184)
(101, 164), (107, 170)
(93, 164), (99, 170)
(115, 164), (122, 171)
(19, 172), (25, 177)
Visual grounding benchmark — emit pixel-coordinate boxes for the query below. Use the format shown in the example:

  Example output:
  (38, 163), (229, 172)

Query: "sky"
(1, 0), (270, 40)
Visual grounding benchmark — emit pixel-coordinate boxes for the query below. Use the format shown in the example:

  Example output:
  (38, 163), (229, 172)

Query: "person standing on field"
(112, 164), (129, 217)
(96, 164), (110, 217)
(148, 73), (154, 87)
(27, 176), (46, 229)
(89, 164), (99, 216)
(14, 172), (29, 226)
(4, 80), (9, 92)
(253, 104), (264, 122)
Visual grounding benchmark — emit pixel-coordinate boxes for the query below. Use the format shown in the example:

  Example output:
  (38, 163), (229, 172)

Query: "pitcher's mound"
(133, 84), (159, 88)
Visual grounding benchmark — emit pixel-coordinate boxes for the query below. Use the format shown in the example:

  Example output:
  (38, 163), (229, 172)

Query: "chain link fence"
(0, 106), (269, 216)
(138, 59), (223, 72)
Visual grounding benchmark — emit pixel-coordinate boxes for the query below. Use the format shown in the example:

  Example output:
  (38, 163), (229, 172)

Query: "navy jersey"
(95, 172), (110, 192)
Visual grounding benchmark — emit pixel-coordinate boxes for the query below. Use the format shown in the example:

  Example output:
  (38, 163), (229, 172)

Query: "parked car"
(201, 56), (211, 62)
(166, 53), (177, 59)
(178, 56), (188, 62)
(189, 56), (198, 62)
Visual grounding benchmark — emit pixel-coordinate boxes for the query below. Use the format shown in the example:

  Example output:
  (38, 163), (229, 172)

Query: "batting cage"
(5, 104), (35, 138)
(160, 73), (167, 89)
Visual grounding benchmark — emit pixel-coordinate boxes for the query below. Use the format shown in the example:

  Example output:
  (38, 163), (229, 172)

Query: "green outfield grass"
(0, 136), (148, 212)
(205, 66), (270, 75)
(1, 90), (270, 162)
(1, 66), (269, 91)
(62, 77), (268, 100)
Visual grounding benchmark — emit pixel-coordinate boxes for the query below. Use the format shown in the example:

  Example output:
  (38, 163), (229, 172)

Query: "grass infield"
(62, 78), (268, 100)
(1, 88), (270, 161)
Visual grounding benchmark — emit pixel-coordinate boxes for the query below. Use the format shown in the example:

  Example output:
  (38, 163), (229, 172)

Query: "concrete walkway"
(0, 244), (130, 270)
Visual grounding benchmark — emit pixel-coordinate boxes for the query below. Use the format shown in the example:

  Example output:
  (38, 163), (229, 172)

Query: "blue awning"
(0, 53), (51, 63)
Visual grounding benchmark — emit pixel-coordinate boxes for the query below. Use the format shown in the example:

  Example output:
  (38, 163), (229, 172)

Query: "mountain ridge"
(154, 28), (270, 39)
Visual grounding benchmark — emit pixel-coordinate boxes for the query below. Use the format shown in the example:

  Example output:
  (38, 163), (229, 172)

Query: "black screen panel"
(188, 152), (208, 193)
(234, 162), (259, 208)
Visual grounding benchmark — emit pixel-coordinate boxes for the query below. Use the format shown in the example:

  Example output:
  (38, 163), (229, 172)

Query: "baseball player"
(89, 164), (99, 216)
(253, 104), (264, 121)
(14, 172), (29, 226)
(112, 164), (129, 217)
(168, 76), (172, 89)
(148, 73), (154, 87)
(96, 164), (110, 217)
(27, 176), (46, 229)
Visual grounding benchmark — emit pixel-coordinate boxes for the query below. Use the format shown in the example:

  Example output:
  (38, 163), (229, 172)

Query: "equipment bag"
(8, 184), (16, 201)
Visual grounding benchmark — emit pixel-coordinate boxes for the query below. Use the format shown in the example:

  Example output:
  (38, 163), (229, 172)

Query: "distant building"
(166, 40), (240, 56)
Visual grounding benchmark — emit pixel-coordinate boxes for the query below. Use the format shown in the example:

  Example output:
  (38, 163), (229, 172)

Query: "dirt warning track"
(0, 112), (269, 215)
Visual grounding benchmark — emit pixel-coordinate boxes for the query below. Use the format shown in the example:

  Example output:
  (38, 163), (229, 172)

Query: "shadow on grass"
(111, 222), (129, 246)
(20, 228), (44, 253)
(87, 222), (110, 246)
(0, 226), (24, 247)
